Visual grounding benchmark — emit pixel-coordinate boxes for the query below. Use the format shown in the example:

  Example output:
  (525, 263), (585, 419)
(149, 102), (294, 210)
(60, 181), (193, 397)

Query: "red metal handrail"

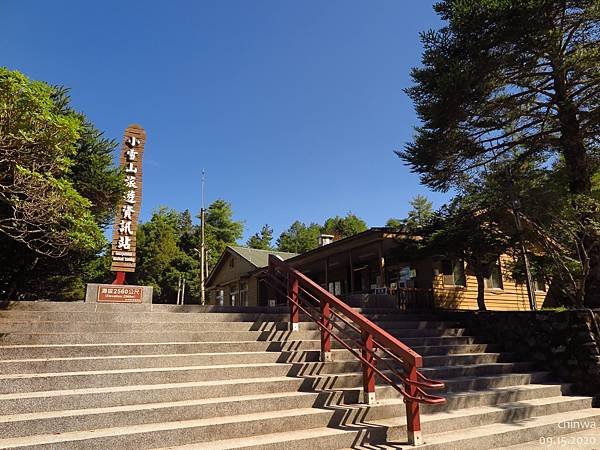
(266, 254), (446, 446)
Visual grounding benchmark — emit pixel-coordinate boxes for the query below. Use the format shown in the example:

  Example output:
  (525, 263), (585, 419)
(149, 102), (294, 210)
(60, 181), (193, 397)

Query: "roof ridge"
(229, 245), (297, 255)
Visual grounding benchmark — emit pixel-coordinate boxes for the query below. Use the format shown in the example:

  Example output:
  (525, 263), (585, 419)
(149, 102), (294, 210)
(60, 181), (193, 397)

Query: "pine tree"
(247, 224), (273, 250)
(400, 1), (600, 306)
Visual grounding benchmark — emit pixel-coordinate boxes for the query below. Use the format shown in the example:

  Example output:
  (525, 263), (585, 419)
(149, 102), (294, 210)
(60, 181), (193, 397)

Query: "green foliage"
(386, 218), (404, 228)
(277, 221), (321, 253)
(423, 190), (514, 310)
(133, 208), (200, 303)
(133, 201), (244, 303)
(402, 0), (599, 192)
(277, 213), (368, 253)
(0, 68), (122, 300)
(247, 224), (273, 250)
(204, 199), (244, 268)
(386, 195), (434, 231)
(406, 195), (434, 231)
(322, 212), (368, 239)
(0, 68), (102, 257)
(67, 117), (124, 227)
(402, 1), (600, 307)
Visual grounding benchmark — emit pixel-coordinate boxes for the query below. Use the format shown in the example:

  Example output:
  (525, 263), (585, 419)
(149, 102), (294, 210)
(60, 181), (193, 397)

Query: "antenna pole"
(200, 170), (206, 305)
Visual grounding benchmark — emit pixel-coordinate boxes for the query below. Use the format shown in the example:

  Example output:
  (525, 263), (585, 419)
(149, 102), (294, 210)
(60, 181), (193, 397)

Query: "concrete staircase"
(0, 302), (597, 449)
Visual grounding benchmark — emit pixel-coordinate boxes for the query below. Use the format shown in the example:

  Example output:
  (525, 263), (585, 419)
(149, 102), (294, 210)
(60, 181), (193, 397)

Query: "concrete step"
(295, 360), (535, 382)
(158, 399), (600, 450)
(420, 361), (535, 379)
(503, 428), (600, 449)
(0, 391), (323, 438)
(0, 319), (462, 333)
(302, 370), (552, 392)
(0, 405), (352, 449)
(0, 352), (288, 374)
(169, 426), (360, 450)
(0, 310), (296, 324)
(0, 363), (296, 394)
(0, 376), (308, 415)
(346, 383), (573, 412)
(0, 330), (321, 345)
(0, 308), (443, 323)
(422, 352), (512, 366)
(0, 341), (322, 359)
(0, 327), (470, 344)
(0, 396), (593, 449)
(0, 392), (428, 440)
(414, 343), (500, 356)
(383, 405), (600, 449)
(0, 350), (511, 375)
(0, 340), (495, 361)
(379, 396), (595, 437)
(1, 301), (591, 449)
(1, 302), (286, 314)
(289, 360), (534, 378)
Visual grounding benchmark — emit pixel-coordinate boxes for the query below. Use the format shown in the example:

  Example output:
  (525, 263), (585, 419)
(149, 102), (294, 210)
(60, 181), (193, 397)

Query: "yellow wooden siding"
(433, 255), (547, 311)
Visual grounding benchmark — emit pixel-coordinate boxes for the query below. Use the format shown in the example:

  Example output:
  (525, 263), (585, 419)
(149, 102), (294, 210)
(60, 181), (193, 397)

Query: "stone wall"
(444, 309), (600, 398)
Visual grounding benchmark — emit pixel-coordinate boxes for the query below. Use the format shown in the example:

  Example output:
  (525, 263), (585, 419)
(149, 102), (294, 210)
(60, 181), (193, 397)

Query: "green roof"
(228, 246), (298, 268)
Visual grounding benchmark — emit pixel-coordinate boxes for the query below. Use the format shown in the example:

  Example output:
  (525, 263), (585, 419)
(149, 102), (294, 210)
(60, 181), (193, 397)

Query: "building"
(205, 246), (297, 307)
(284, 228), (547, 310)
(206, 228), (548, 310)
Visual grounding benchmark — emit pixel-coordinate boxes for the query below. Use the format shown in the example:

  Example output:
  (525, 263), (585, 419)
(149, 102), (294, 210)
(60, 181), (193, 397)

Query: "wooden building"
(205, 246), (297, 307)
(285, 228), (548, 311)
(206, 228), (547, 311)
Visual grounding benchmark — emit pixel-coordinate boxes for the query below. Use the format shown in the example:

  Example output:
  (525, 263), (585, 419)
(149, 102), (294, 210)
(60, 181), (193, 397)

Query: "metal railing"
(266, 255), (446, 446)
(396, 287), (436, 310)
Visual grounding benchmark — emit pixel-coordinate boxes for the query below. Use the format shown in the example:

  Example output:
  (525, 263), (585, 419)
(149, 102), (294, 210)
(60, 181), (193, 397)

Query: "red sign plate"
(98, 286), (143, 303)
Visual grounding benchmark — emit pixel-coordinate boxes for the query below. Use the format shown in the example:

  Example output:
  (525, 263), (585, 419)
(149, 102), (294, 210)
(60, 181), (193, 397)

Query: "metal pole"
(182, 277), (186, 305)
(513, 206), (537, 311)
(205, 250), (210, 279)
(506, 168), (537, 311)
(199, 170), (206, 305)
(200, 207), (206, 305)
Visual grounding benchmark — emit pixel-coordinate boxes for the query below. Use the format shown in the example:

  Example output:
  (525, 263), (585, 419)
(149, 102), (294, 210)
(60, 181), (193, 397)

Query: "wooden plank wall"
(433, 255), (547, 311)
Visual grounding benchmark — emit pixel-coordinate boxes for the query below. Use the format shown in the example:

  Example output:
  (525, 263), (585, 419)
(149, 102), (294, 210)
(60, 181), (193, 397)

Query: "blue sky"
(1, 0), (450, 242)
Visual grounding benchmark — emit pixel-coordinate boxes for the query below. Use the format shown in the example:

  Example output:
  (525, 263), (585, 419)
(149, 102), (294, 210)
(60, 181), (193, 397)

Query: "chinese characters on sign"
(110, 125), (146, 273)
(98, 286), (143, 303)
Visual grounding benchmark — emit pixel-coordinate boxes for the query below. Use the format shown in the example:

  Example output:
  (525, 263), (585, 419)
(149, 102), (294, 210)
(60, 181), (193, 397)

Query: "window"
(441, 259), (466, 287)
(240, 282), (248, 306)
(534, 275), (546, 292)
(484, 260), (503, 289)
(327, 281), (342, 296)
(229, 257), (235, 268)
(229, 288), (238, 306)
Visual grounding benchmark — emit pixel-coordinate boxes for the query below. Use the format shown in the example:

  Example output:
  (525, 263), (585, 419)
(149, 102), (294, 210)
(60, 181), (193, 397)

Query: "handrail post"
(406, 366), (423, 445)
(290, 277), (299, 331)
(320, 299), (332, 361)
(361, 330), (376, 405)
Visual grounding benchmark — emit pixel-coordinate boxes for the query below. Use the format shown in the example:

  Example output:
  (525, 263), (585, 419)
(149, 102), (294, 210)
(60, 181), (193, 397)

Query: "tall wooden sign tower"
(110, 124), (146, 284)
(85, 124), (153, 304)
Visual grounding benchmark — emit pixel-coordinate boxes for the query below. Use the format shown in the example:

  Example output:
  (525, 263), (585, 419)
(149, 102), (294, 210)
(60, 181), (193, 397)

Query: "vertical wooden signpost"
(110, 124), (146, 282)
(85, 124), (153, 304)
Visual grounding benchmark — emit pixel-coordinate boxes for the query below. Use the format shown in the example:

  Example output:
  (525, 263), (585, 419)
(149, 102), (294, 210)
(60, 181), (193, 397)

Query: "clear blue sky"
(1, 0), (450, 242)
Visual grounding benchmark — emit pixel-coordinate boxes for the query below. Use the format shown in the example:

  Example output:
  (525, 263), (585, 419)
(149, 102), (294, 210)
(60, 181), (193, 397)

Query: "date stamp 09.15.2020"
(536, 418), (599, 449)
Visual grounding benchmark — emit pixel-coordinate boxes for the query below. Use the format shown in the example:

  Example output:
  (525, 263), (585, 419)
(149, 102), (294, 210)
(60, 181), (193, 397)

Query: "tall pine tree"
(401, 1), (600, 307)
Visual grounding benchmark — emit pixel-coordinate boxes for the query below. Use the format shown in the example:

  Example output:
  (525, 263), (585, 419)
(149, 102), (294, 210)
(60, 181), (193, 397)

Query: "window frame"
(441, 258), (466, 287)
(240, 281), (248, 306)
(484, 259), (504, 290)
